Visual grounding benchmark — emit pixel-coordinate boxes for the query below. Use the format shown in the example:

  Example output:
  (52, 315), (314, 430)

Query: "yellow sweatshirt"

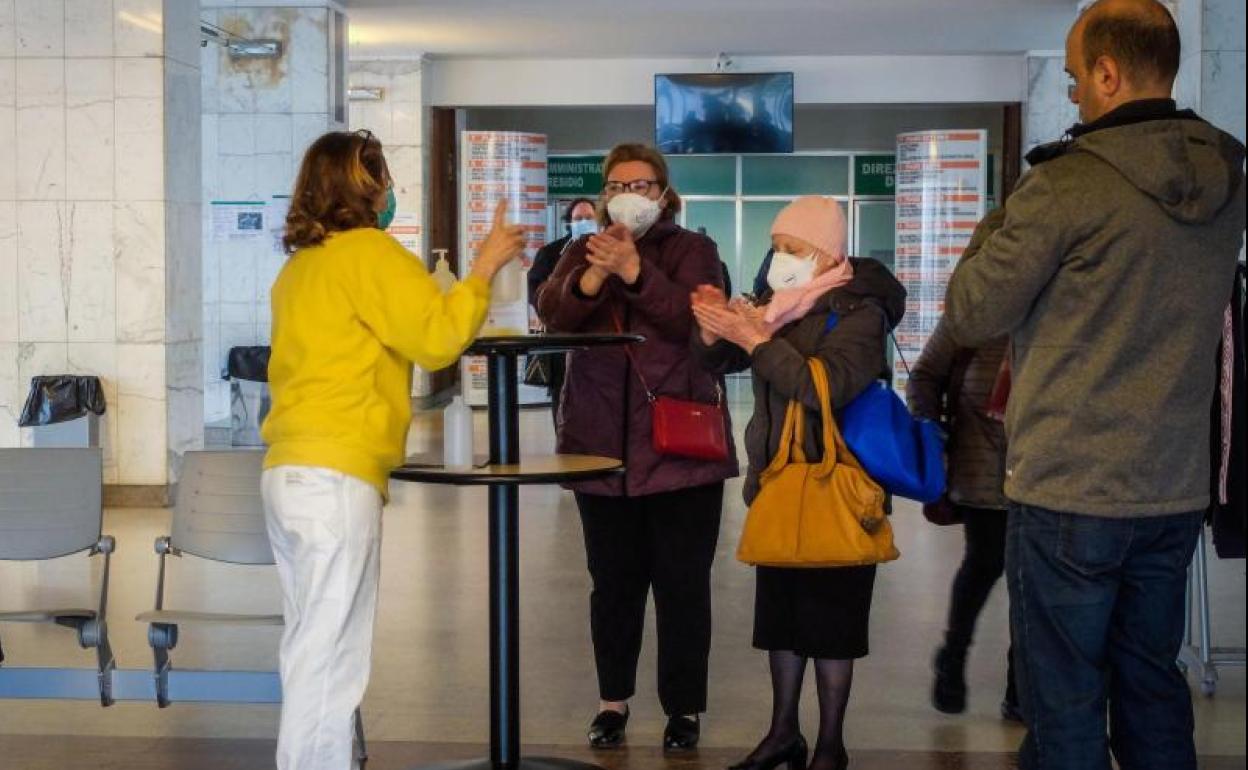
(261, 227), (490, 497)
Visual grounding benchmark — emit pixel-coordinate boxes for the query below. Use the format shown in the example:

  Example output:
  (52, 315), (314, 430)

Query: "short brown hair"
(603, 143), (683, 217)
(1081, 0), (1181, 88)
(283, 130), (391, 253)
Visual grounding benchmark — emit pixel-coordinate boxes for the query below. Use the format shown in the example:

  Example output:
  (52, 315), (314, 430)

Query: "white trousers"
(262, 465), (383, 770)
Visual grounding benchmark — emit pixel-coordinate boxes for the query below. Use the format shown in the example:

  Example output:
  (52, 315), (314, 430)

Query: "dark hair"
(1081, 0), (1180, 88)
(283, 130), (391, 254)
(562, 197), (597, 224)
(602, 143), (682, 217)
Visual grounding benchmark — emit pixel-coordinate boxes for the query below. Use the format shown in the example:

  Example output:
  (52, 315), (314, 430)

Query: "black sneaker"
(932, 646), (968, 714)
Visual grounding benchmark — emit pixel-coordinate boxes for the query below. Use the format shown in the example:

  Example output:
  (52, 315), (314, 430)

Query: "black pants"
(946, 505), (1016, 701)
(575, 482), (723, 716)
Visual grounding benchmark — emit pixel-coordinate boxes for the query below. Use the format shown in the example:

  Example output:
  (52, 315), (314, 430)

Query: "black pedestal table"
(391, 333), (641, 770)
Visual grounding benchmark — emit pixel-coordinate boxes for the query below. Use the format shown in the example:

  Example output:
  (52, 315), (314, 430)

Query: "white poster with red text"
(893, 130), (988, 390)
(458, 131), (549, 406)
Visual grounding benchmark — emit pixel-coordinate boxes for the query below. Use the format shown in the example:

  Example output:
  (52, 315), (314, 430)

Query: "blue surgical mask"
(568, 218), (598, 239)
(377, 187), (397, 230)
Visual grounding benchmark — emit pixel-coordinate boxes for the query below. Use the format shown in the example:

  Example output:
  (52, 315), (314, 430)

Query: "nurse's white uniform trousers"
(262, 465), (383, 770)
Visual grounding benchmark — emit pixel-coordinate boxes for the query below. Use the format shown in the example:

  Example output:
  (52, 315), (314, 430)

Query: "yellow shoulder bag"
(737, 358), (900, 567)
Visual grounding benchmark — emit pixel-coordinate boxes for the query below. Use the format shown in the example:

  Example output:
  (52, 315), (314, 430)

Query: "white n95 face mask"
(606, 192), (664, 239)
(766, 251), (818, 291)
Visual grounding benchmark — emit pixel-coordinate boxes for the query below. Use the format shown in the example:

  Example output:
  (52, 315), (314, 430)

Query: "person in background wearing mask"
(527, 197), (598, 421)
(943, 1), (1245, 767)
(692, 196), (906, 770)
(262, 129), (525, 770)
(536, 143), (738, 751)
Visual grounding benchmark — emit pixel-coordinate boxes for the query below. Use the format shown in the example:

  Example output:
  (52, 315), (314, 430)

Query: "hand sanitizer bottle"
(443, 394), (473, 469)
(431, 249), (456, 293)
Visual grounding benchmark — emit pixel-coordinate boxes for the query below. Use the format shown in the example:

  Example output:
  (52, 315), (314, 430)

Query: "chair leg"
(60, 617), (115, 707)
(148, 623), (179, 708)
(353, 707), (368, 766)
(93, 623), (116, 707)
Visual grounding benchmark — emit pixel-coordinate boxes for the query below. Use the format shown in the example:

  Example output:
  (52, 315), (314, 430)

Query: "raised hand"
(692, 301), (773, 354)
(472, 199), (527, 282)
(585, 223), (642, 285)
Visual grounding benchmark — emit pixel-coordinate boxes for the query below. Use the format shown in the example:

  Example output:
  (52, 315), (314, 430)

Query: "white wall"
(201, 3), (344, 423)
(0, 0), (202, 485)
(428, 54), (1028, 108)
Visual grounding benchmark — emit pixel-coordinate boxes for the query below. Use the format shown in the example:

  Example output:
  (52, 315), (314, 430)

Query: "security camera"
(714, 53), (734, 73)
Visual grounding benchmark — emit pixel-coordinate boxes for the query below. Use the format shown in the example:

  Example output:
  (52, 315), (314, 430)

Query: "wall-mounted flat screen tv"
(655, 72), (795, 154)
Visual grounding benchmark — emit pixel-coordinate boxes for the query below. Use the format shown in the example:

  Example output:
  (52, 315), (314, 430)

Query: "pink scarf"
(763, 258), (855, 333)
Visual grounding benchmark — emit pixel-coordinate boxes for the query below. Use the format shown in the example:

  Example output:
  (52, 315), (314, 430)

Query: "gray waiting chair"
(0, 448), (116, 706)
(136, 450), (366, 762)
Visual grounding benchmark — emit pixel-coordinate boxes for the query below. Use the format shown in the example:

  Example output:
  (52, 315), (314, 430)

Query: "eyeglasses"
(603, 179), (660, 195)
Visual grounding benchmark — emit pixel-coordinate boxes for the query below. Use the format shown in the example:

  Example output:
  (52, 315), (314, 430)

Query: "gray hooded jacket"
(945, 102), (1245, 518)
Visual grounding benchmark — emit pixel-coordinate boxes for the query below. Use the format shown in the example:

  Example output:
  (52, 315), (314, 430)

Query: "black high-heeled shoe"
(587, 707), (629, 748)
(726, 735), (808, 770)
(663, 714), (700, 750)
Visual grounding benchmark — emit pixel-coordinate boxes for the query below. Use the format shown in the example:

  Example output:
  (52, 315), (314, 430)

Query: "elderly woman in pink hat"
(692, 196), (906, 770)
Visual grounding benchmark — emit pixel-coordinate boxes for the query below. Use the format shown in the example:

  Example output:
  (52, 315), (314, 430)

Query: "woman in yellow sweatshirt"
(260, 129), (524, 770)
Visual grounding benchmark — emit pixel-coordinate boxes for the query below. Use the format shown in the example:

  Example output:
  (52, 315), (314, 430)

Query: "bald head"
(1076, 0), (1181, 89)
(1065, 0), (1180, 122)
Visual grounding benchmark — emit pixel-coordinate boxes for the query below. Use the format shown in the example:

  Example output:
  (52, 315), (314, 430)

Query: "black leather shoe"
(663, 714), (700, 750)
(587, 707), (628, 748)
(726, 735), (808, 770)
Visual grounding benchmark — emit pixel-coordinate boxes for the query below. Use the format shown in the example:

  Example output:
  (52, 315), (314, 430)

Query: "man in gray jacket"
(943, 1), (1245, 768)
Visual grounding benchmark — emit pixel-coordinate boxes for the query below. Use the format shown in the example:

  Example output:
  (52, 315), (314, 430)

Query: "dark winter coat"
(692, 259), (906, 504)
(907, 210), (1009, 510)
(536, 219), (739, 496)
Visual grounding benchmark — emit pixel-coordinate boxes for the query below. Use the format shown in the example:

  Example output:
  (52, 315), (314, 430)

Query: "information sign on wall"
(459, 131), (550, 406)
(893, 130), (988, 389)
(548, 155), (605, 198)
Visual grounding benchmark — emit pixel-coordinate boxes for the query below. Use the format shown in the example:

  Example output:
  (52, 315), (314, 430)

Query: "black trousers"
(575, 482), (724, 716)
(946, 505), (1016, 702)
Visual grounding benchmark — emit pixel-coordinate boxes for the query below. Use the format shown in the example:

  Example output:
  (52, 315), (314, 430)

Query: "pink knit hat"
(770, 196), (847, 259)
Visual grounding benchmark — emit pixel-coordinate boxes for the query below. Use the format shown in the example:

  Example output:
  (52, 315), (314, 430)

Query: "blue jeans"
(1006, 504), (1203, 770)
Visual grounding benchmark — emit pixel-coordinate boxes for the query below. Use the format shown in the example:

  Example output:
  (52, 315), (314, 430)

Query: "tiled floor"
(0, 402), (1243, 768)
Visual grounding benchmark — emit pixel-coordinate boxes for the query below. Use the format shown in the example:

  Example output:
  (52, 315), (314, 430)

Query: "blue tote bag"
(824, 313), (946, 503)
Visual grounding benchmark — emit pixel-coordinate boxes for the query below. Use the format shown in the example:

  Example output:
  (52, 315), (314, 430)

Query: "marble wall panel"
(66, 58), (115, 201)
(15, 58), (66, 200)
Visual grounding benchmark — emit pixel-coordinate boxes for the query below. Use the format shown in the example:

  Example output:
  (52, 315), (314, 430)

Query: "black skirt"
(752, 564), (877, 660)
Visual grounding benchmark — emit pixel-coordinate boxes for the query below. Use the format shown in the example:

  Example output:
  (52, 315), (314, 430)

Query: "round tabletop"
(467, 333), (642, 356)
(391, 453), (623, 485)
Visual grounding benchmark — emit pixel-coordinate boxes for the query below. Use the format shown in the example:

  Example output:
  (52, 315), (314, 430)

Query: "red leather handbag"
(612, 309), (729, 462)
(650, 392), (730, 461)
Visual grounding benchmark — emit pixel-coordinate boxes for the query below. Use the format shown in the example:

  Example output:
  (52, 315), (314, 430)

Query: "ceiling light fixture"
(200, 21), (282, 59)
(348, 86), (386, 102)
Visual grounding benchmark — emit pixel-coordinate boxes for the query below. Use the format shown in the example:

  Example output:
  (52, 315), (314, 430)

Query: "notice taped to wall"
(211, 201), (268, 243)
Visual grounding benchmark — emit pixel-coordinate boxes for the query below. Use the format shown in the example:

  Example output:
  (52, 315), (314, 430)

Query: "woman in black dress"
(691, 196), (905, 770)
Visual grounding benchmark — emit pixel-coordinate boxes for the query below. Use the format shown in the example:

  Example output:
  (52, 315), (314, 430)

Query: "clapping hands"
(690, 284), (773, 353)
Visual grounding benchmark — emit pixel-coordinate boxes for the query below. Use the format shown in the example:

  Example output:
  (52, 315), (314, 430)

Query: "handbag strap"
(760, 358), (849, 482)
(609, 305), (657, 403)
(610, 304), (724, 406)
(807, 359), (845, 479)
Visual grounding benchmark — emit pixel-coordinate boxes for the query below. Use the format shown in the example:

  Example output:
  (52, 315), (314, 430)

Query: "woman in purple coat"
(536, 143), (738, 751)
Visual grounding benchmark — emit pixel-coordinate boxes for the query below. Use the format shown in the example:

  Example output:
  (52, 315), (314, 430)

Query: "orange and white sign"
(893, 129), (988, 389)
